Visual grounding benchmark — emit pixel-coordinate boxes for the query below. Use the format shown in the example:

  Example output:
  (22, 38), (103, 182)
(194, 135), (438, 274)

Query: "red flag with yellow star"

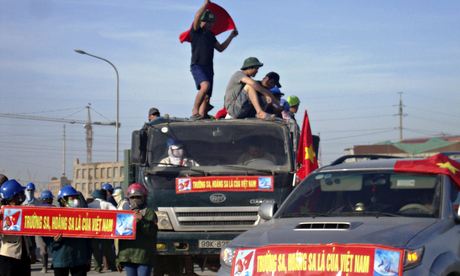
(394, 153), (460, 187)
(296, 110), (318, 181)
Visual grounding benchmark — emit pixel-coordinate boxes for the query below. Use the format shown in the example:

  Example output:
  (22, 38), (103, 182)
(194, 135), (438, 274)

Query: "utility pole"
(396, 92), (407, 141)
(63, 125), (66, 176)
(85, 105), (93, 163)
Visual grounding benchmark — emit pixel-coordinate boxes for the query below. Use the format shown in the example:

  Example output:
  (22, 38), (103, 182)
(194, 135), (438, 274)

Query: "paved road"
(31, 262), (217, 276)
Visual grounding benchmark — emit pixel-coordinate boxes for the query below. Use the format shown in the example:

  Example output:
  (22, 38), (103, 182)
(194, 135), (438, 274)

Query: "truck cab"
(128, 118), (302, 274)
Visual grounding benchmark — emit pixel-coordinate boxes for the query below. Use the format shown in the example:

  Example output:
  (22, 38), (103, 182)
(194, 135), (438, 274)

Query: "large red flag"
(179, 2), (236, 43)
(296, 111), (319, 181)
(394, 153), (460, 187)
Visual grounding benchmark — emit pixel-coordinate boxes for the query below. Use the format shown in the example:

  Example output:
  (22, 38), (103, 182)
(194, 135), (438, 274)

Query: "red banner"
(231, 244), (403, 276)
(176, 176), (274, 194)
(1, 206), (136, 240)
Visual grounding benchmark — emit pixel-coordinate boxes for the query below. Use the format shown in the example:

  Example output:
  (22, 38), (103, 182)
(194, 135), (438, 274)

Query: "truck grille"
(159, 207), (260, 231)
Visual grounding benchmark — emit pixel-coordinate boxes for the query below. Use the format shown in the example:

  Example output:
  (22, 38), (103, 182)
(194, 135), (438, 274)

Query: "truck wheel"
(154, 256), (184, 276)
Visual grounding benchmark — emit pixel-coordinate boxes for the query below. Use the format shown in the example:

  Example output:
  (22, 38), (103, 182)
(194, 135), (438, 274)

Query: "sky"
(1, 0), (460, 186)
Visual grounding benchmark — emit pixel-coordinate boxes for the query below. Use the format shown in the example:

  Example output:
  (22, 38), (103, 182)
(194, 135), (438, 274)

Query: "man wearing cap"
(190, 0), (238, 120)
(269, 86), (290, 119)
(148, 107), (160, 122)
(224, 57), (279, 120)
(257, 72), (285, 115)
(143, 107), (166, 130)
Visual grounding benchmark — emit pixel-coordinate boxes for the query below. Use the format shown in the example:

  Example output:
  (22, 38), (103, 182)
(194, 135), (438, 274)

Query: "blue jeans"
(123, 263), (152, 276)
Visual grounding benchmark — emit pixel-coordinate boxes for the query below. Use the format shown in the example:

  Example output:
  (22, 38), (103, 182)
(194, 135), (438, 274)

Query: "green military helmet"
(241, 57), (264, 70)
(287, 95), (300, 107)
(200, 10), (215, 22)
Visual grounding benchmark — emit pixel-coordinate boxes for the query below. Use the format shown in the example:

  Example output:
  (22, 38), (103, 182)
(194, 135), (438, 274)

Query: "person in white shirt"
(88, 189), (117, 272)
(112, 187), (130, 210)
(158, 143), (199, 167)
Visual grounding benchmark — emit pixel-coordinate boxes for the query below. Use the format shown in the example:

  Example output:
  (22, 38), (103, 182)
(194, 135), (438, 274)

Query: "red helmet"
(126, 183), (148, 198)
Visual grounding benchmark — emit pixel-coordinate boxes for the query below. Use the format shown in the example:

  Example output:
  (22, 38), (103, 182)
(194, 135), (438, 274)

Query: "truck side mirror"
(258, 201), (277, 221)
(131, 130), (147, 165)
(312, 135), (320, 157)
(453, 192), (460, 222)
(454, 203), (460, 222)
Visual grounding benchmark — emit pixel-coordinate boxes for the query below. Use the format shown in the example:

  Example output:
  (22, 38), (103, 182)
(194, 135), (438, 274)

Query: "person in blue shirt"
(47, 185), (92, 276)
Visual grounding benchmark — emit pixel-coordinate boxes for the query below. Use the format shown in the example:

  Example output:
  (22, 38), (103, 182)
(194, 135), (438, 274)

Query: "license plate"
(198, 239), (230, 249)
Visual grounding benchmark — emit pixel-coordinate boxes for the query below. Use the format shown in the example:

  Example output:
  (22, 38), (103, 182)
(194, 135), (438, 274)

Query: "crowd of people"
(0, 2), (308, 276)
(0, 174), (157, 276)
(188, 0), (302, 123)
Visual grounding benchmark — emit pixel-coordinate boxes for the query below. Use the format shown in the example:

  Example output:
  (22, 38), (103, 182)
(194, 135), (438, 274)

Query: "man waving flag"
(296, 110), (318, 181)
(394, 153), (460, 187)
(180, 0), (238, 120)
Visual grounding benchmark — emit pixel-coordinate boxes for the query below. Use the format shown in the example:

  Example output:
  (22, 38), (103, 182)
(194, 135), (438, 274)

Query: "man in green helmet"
(287, 95), (300, 120)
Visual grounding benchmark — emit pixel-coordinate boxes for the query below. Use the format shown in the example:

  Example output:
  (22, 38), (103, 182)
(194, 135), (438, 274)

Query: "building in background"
(346, 136), (460, 158)
(46, 175), (72, 197)
(72, 159), (124, 197)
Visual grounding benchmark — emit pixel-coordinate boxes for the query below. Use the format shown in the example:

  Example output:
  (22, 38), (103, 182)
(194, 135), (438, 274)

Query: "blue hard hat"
(40, 190), (54, 200)
(102, 183), (114, 192)
(26, 182), (36, 191)
(270, 86), (284, 96)
(0, 179), (25, 201)
(57, 185), (79, 200)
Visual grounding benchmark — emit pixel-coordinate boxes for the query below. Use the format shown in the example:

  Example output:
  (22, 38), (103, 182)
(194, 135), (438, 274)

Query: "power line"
(315, 114), (394, 122)
(322, 129), (394, 142)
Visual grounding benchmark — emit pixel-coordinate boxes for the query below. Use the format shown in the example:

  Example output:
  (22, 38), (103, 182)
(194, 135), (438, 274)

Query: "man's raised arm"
(193, 0), (210, 31)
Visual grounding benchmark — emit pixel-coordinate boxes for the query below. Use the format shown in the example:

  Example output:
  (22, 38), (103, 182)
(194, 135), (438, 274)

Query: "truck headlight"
(220, 246), (237, 267)
(155, 211), (173, 230)
(404, 247), (424, 270)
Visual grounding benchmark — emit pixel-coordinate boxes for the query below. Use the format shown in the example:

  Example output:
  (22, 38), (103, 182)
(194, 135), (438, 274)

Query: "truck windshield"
(147, 122), (289, 168)
(278, 172), (442, 218)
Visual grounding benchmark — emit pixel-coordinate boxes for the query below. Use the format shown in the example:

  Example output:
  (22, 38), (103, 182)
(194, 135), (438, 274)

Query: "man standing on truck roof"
(190, 0), (238, 120)
(224, 57), (279, 120)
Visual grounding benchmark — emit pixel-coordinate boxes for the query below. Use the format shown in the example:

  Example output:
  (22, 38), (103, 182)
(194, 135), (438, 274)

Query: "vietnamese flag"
(179, 2), (236, 43)
(296, 110), (319, 181)
(394, 153), (460, 187)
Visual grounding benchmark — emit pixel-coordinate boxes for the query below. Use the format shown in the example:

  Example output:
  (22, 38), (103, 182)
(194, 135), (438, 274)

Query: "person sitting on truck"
(224, 57), (279, 120)
(269, 86), (290, 119)
(215, 71), (282, 120)
(287, 95), (300, 121)
(142, 107), (166, 130)
(238, 145), (276, 166)
(158, 142), (200, 167)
